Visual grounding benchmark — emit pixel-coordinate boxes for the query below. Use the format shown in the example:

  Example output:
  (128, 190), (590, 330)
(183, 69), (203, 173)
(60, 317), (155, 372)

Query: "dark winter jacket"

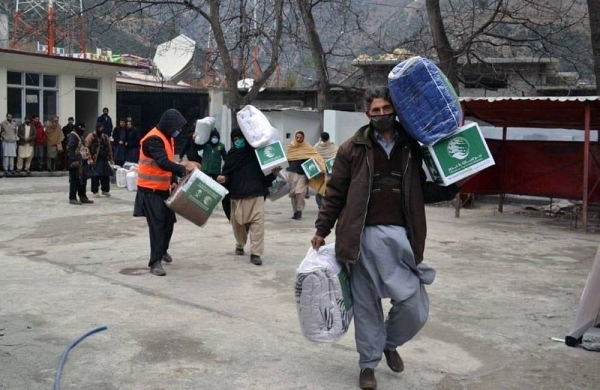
(221, 129), (275, 200)
(17, 123), (36, 146)
(178, 137), (203, 164)
(315, 123), (459, 265)
(97, 114), (113, 137)
(137, 109), (188, 197)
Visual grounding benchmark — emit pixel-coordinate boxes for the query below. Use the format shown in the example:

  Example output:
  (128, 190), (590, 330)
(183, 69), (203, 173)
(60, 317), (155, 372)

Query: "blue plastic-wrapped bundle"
(388, 56), (462, 145)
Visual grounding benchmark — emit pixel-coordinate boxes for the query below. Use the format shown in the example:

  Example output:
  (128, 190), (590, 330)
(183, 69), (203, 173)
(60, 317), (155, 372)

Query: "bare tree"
(289, 0), (366, 131)
(587, 0), (600, 94)
(425, 0), (589, 94)
(84, 0), (284, 116)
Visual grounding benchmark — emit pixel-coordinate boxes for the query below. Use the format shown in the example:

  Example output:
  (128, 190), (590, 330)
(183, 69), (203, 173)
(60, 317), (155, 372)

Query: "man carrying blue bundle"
(311, 86), (465, 389)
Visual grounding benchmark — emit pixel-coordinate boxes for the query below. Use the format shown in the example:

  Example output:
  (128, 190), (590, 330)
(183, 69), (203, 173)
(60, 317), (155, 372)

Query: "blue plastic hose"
(54, 325), (108, 390)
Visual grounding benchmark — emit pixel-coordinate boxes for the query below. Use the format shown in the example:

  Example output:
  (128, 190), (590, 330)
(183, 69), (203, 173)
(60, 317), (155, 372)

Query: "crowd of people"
(0, 108), (142, 178)
(4, 87), (469, 389)
(128, 87), (469, 389)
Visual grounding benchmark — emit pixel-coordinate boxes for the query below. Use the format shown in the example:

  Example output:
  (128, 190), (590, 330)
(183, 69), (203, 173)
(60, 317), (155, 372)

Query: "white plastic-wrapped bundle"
(237, 105), (278, 148)
(388, 56), (462, 145)
(116, 168), (128, 188)
(295, 244), (353, 343)
(194, 117), (215, 145)
(123, 162), (139, 170)
(165, 168), (229, 227)
(267, 170), (290, 201)
(110, 165), (120, 184)
(126, 171), (138, 191)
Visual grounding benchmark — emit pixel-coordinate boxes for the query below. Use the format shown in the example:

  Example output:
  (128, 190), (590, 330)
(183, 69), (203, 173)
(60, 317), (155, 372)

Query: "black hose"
(53, 325), (108, 390)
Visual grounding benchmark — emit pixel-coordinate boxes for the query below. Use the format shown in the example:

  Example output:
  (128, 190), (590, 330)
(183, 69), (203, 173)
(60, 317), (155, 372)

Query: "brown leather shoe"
(384, 349), (404, 373)
(359, 368), (377, 390)
(80, 197), (94, 204)
(150, 262), (166, 276)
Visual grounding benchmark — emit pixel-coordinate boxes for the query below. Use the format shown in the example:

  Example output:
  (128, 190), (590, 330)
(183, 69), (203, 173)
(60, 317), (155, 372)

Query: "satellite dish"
(237, 78), (266, 92)
(153, 34), (196, 83)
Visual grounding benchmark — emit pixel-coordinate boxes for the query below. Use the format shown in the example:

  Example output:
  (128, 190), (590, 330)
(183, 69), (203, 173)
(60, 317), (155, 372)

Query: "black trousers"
(136, 191), (176, 267)
(69, 167), (88, 200)
(91, 176), (110, 194)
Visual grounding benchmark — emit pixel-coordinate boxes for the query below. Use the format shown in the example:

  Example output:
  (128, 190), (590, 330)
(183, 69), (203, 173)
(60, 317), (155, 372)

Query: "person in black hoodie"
(134, 109), (198, 276)
(217, 128), (280, 266)
(66, 122), (93, 205)
(178, 130), (203, 165)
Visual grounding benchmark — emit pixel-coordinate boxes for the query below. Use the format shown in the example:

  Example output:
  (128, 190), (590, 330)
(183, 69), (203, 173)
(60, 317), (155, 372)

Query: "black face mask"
(370, 114), (396, 132)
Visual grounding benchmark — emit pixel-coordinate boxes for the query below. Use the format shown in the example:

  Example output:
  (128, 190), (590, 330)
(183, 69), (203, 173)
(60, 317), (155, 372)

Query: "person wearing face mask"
(66, 121), (93, 205)
(217, 128), (280, 266)
(200, 129), (227, 180)
(86, 123), (114, 198)
(311, 86), (463, 390)
(133, 109), (198, 277)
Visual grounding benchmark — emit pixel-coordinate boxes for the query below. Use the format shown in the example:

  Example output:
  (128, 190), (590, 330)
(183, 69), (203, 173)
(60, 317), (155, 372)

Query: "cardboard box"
(325, 158), (335, 175)
(166, 169), (228, 227)
(255, 140), (288, 175)
(421, 122), (495, 186)
(301, 158), (323, 179)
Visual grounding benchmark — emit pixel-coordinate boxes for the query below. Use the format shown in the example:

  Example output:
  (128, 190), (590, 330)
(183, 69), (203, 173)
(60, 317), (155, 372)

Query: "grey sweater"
(1, 120), (18, 142)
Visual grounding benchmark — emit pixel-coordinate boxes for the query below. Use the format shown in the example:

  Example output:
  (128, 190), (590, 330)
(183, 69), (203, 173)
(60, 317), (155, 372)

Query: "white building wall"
(0, 51), (122, 125)
(98, 73), (117, 117)
(59, 74), (76, 122)
(324, 109), (369, 145)
(263, 110), (320, 149)
(0, 67), (6, 117)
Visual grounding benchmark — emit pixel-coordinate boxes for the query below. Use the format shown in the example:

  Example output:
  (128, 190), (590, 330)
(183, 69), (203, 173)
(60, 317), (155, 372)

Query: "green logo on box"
(325, 158), (335, 174)
(302, 158), (321, 178)
(434, 125), (490, 177)
(256, 142), (285, 165)
(338, 268), (353, 311)
(184, 178), (222, 214)
(421, 148), (442, 182)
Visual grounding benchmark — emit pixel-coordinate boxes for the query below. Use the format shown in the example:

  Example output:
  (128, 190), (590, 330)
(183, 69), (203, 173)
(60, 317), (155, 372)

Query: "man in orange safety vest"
(133, 109), (198, 276)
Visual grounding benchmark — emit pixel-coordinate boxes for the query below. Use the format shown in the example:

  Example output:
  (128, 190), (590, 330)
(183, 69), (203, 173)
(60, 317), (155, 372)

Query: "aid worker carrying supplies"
(134, 109), (199, 276)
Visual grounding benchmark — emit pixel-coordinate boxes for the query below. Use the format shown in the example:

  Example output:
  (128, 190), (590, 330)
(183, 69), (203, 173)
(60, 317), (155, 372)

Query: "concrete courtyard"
(1, 176), (599, 389)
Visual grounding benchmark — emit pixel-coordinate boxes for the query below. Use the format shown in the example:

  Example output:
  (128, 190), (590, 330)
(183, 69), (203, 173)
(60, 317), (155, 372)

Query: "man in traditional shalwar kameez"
(16, 117), (35, 174)
(311, 86), (463, 390)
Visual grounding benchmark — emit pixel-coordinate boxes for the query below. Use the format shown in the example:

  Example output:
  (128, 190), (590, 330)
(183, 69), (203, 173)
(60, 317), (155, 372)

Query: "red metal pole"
(47, 3), (55, 55)
(79, 14), (86, 56)
(455, 102), (467, 218)
(499, 126), (507, 213)
(583, 102), (591, 233)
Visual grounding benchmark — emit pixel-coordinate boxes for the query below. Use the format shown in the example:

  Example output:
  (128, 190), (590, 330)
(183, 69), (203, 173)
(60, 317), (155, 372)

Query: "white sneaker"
(93, 193), (101, 198)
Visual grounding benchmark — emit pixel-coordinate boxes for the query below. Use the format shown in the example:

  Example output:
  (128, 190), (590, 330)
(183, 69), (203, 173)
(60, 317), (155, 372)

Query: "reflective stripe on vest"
(137, 128), (175, 191)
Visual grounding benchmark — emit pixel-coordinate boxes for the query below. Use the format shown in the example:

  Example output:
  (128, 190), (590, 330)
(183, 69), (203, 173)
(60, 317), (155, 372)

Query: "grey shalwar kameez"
(350, 130), (436, 370)
(351, 225), (435, 369)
